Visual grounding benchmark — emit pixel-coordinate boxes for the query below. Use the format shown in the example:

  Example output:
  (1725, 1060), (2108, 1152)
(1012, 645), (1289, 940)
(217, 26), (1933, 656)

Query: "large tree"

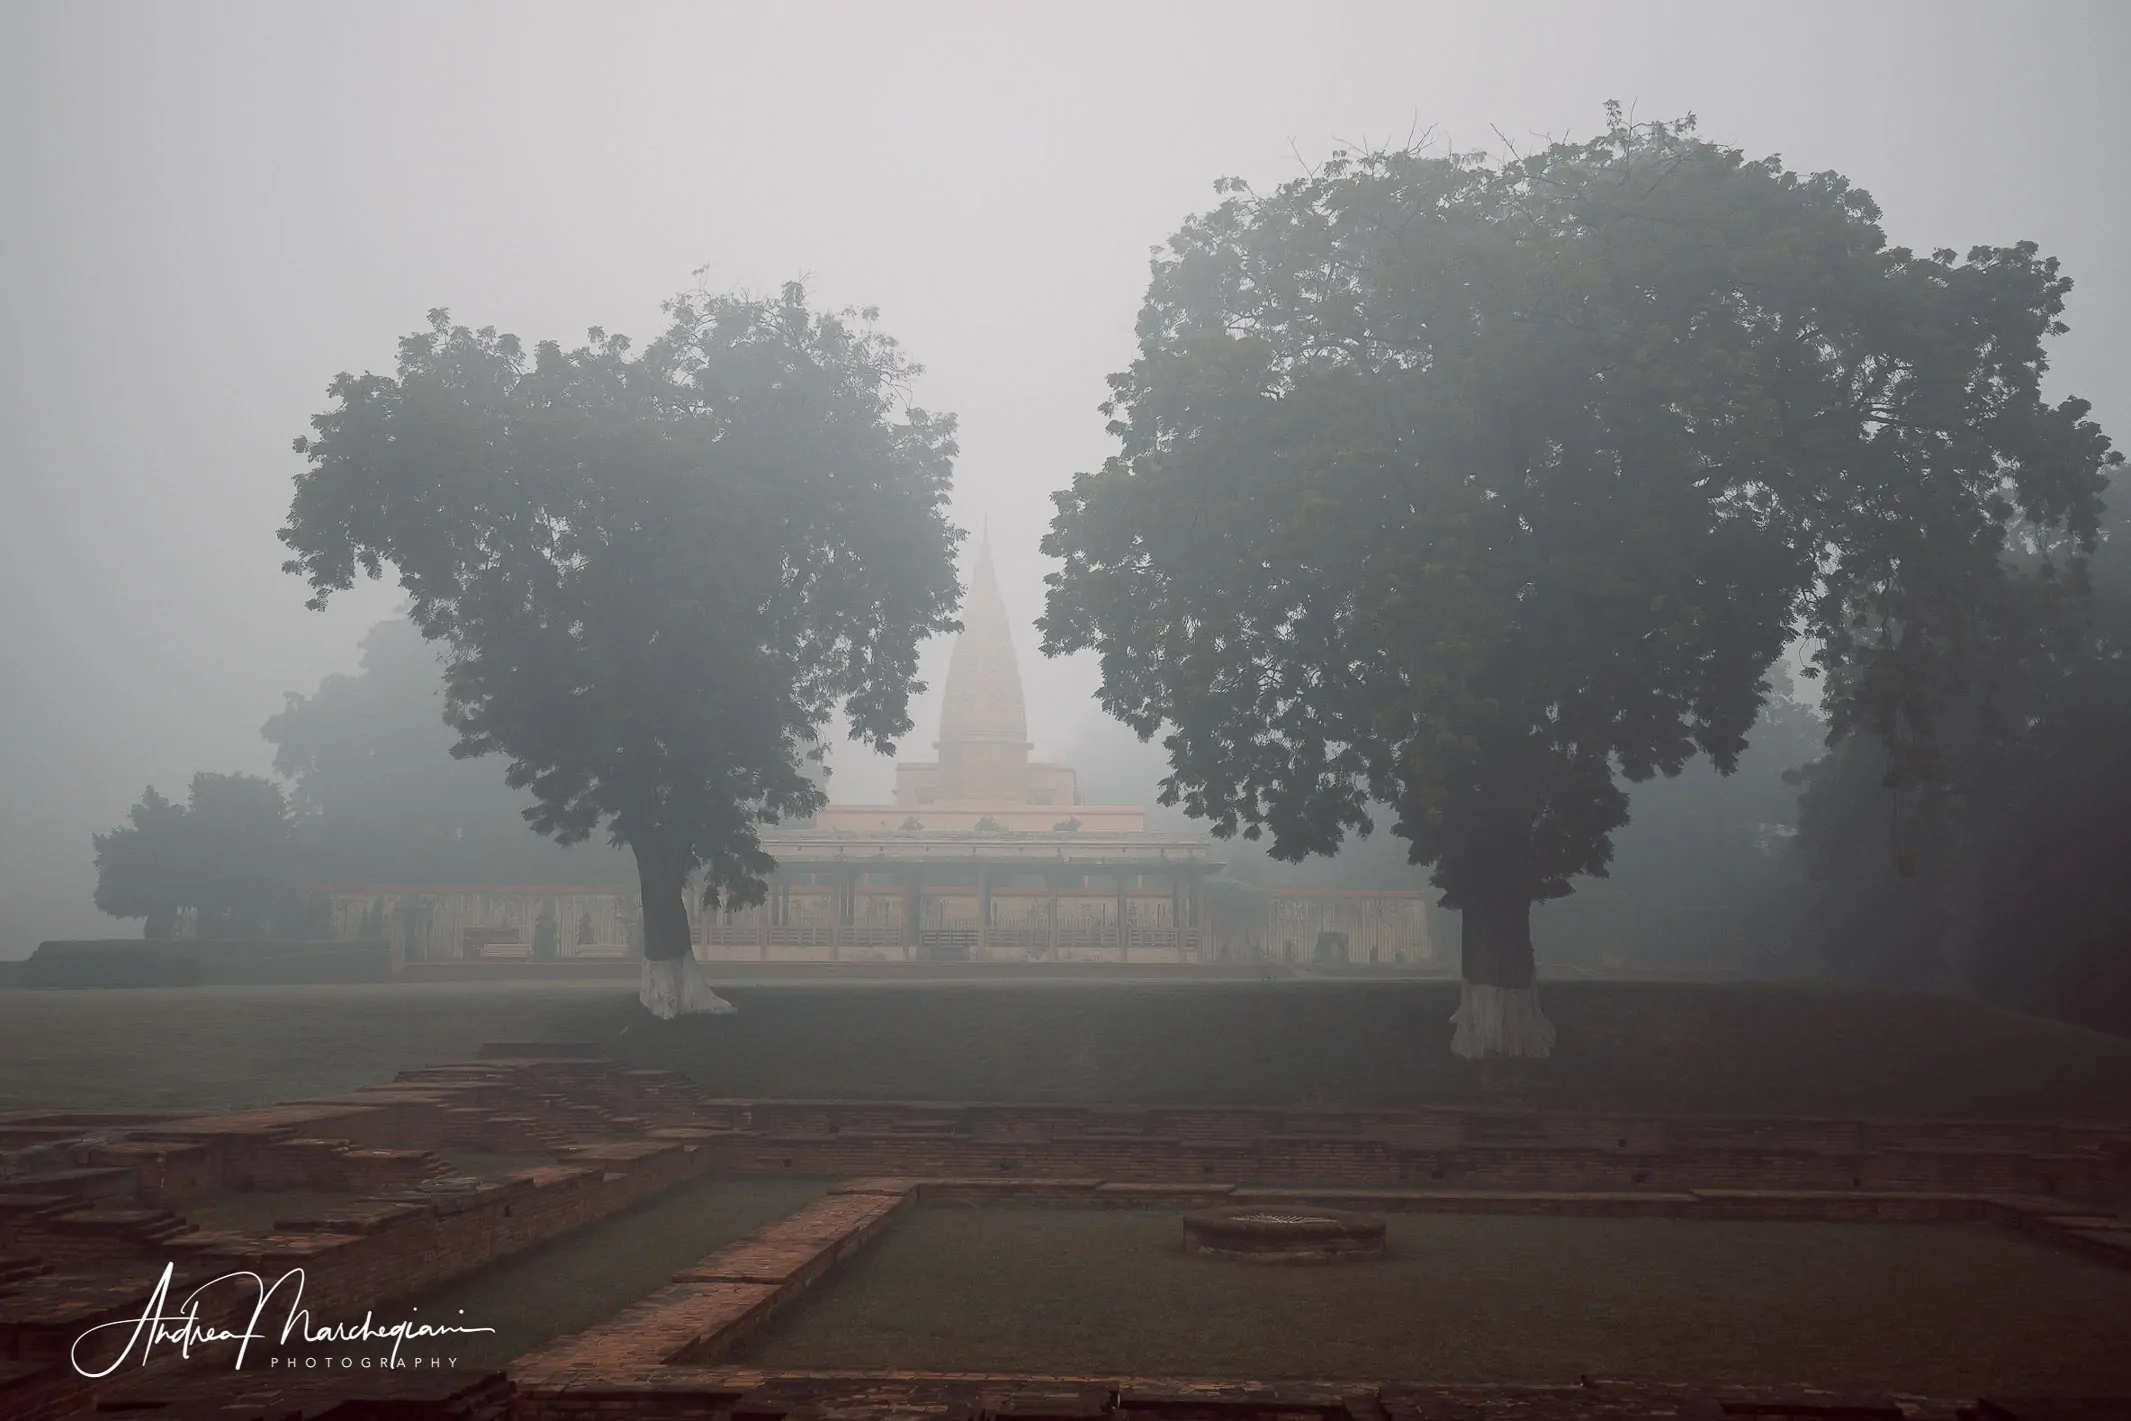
(1785, 503), (2131, 1030)
(91, 786), (190, 939)
(282, 284), (961, 1016)
(92, 773), (308, 939)
(263, 617), (632, 886)
(1041, 111), (2118, 1056)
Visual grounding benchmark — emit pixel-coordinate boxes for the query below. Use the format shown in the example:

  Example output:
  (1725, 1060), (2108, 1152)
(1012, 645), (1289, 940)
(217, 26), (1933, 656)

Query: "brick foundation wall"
(670, 1099), (2130, 1202)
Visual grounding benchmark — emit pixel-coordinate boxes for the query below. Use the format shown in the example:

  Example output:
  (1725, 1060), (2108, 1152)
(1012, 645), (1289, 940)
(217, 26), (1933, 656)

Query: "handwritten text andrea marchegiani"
(71, 1262), (496, 1376)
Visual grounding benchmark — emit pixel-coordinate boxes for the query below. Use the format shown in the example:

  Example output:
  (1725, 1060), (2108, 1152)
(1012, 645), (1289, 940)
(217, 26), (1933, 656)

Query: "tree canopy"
(1785, 504), (2131, 1029)
(91, 786), (190, 939)
(92, 773), (309, 939)
(263, 617), (631, 885)
(281, 284), (962, 999)
(1040, 110), (2118, 1052)
(1527, 665), (1826, 972)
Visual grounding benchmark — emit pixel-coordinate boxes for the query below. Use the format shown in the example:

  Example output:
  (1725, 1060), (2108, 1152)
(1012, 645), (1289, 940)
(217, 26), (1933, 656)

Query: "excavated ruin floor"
(1, 1017), (2127, 1419)
(736, 1208), (2131, 1392)
(408, 1174), (829, 1369)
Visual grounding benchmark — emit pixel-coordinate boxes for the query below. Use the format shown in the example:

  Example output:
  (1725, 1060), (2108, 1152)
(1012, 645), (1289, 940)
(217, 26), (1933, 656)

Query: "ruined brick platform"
(0, 1042), (2124, 1420)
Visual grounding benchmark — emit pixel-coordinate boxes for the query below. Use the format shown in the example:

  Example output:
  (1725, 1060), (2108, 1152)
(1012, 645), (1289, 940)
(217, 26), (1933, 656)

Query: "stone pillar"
(977, 868), (992, 961)
(904, 868), (923, 961)
(1116, 871), (1130, 963)
(1170, 871), (1184, 963)
(833, 871), (854, 963)
(760, 874), (775, 961)
(1193, 872), (1206, 956)
(1047, 869), (1061, 960)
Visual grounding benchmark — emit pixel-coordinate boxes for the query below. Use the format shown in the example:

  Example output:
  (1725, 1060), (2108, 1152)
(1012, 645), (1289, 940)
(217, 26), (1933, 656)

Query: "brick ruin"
(1, 1043), (2127, 1420)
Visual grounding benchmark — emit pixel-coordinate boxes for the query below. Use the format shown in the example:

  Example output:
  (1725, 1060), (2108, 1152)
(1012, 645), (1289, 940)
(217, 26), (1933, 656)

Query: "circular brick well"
(1181, 1205), (1387, 1263)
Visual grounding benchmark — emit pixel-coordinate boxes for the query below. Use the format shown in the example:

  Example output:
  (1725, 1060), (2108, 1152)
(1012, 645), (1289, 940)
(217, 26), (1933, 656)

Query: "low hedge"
(25, 939), (392, 989)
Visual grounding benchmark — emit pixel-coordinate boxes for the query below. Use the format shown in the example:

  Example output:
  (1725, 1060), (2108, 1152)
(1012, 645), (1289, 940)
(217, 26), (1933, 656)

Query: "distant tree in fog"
(1042, 107), (2119, 1057)
(1786, 505), (2131, 1031)
(1531, 666), (1826, 972)
(263, 618), (630, 885)
(91, 786), (189, 938)
(281, 284), (962, 1017)
(91, 773), (308, 939)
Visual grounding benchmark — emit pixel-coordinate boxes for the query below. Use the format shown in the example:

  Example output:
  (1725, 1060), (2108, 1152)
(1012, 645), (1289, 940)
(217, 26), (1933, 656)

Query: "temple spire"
(935, 536), (1031, 800)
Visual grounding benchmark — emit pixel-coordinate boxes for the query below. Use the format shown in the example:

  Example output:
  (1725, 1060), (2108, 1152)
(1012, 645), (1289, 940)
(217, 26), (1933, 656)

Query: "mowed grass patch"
(736, 1208), (2131, 1391)
(3, 977), (2129, 1119)
(595, 979), (2131, 1119)
(0, 981), (615, 1112)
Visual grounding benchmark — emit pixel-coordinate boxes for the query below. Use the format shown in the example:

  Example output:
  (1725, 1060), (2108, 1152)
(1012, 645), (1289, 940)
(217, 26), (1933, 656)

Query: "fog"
(3, 0), (2127, 957)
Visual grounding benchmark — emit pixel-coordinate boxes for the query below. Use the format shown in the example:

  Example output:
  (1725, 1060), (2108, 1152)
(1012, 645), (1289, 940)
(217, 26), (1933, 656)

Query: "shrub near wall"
(24, 940), (391, 988)
(23, 943), (201, 988)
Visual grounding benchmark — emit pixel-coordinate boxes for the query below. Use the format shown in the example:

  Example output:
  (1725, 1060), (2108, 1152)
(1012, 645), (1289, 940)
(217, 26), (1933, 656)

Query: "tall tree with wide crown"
(1041, 110), (2118, 1056)
(282, 284), (963, 1016)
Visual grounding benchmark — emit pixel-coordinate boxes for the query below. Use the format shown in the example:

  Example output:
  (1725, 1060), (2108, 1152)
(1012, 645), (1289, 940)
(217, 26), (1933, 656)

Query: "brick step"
(42, 1208), (196, 1249)
(28, 1210), (200, 1252)
(261, 1140), (458, 1192)
(462, 1114), (575, 1152)
(0, 1192), (76, 1225)
(532, 1096), (615, 1125)
(0, 1255), (53, 1289)
(2, 1167), (139, 1203)
(1463, 1114), (1548, 1144)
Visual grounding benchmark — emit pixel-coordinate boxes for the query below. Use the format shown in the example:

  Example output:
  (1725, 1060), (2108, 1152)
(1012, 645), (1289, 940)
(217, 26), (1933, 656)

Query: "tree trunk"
(633, 842), (735, 1019)
(1450, 883), (1555, 1060)
(144, 905), (175, 940)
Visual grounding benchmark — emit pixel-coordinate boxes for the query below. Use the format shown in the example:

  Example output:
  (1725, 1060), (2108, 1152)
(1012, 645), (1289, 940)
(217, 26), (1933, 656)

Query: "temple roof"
(937, 538), (1028, 748)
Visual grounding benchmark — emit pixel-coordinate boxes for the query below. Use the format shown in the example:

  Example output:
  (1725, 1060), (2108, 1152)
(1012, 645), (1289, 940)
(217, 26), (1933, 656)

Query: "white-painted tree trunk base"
(639, 956), (737, 1019)
(1449, 982), (1556, 1059)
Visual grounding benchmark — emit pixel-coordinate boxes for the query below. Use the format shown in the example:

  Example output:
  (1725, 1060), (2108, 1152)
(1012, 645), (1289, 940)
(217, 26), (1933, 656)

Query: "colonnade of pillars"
(729, 864), (1209, 960)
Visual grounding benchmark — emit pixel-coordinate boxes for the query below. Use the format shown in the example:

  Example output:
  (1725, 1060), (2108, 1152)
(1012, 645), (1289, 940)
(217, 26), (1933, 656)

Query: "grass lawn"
(736, 1208), (2131, 1392)
(0, 981), (616, 1112)
(2, 978), (2128, 1119)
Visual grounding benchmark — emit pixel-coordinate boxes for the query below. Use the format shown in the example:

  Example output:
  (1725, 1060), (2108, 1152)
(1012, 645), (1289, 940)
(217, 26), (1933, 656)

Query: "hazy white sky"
(3, 1), (2126, 953)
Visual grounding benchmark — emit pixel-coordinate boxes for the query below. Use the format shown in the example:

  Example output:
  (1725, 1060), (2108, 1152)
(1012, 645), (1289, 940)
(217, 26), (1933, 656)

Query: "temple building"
(323, 541), (1435, 967)
(694, 539), (1218, 960)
